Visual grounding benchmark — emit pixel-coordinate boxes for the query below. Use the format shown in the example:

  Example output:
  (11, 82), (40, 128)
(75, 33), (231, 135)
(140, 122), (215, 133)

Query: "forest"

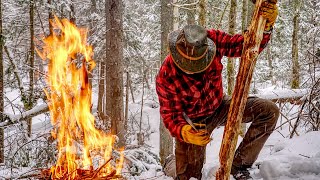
(0, 0), (319, 179)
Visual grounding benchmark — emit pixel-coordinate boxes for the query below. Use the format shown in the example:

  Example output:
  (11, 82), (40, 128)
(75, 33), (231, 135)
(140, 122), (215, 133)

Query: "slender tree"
(291, 0), (301, 88)
(26, 0), (35, 137)
(199, 0), (206, 26)
(159, 0), (174, 166)
(48, 0), (53, 35)
(247, 0), (254, 24)
(92, 0), (105, 120)
(242, 0), (248, 31)
(105, 0), (125, 147)
(0, 0), (4, 164)
(186, 0), (196, 24)
(97, 59), (106, 119)
(70, 2), (76, 24)
(266, 41), (275, 85)
(227, 0), (236, 95)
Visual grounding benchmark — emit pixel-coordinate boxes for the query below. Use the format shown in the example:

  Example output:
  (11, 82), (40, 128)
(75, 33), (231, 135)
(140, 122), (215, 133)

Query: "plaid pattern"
(156, 29), (271, 141)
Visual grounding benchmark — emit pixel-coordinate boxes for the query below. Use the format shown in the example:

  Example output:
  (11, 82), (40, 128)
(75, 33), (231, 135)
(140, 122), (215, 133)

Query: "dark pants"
(175, 96), (280, 180)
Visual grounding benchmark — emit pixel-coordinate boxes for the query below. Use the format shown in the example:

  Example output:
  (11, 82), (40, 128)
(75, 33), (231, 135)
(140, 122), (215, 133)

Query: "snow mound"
(259, 131), (320, 180)
(283, 131), (320, 157)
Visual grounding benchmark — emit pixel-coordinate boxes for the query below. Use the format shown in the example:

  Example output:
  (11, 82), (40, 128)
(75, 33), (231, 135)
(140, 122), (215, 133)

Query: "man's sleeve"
(207, 29), (271, 57)
(156, 73), (187, 141)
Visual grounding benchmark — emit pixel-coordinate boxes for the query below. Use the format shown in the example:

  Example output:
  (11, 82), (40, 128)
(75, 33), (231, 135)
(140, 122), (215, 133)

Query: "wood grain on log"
(215, 0), (277, 179)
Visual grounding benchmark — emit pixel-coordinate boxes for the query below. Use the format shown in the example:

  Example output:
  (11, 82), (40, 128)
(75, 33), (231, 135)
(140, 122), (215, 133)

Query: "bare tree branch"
(4, 46), (25, 97)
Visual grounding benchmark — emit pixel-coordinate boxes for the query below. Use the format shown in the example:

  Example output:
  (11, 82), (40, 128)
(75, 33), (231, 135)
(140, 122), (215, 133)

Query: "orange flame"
(38, 16), (124, 179)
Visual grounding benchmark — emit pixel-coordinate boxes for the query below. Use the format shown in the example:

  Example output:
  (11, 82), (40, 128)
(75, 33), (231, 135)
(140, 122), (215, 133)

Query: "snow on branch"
(1, 104), (49, 127)
(169, 1), (199, 7)
(168, 1), (199, 10)
(252, 89), (309, 103)
(4, 46), (25, 97)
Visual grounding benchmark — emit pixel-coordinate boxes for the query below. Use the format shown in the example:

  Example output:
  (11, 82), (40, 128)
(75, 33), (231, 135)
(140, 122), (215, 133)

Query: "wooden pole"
(215, 0), (277, 179)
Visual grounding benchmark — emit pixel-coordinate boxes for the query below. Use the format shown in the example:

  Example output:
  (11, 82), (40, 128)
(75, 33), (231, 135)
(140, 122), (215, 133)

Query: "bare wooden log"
(253, 88), (308, 104)
(215, 0), (277, 179)
(0, 104), (49, 127)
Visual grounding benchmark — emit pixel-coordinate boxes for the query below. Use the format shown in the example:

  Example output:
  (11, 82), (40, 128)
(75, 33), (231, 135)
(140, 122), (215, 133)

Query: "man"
(156, 1), (279, 180)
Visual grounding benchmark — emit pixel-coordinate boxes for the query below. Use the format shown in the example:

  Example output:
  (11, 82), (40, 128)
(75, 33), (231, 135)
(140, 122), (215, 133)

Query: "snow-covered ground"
(138, 109), (320, 180)
(202, 127), (320, 180)
(133, 89), (320, 180)
(2, 87), (320, 180)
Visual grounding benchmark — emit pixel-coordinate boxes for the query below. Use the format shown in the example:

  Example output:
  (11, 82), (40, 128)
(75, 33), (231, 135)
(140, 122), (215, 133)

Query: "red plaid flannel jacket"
(156, 29), (271, 141)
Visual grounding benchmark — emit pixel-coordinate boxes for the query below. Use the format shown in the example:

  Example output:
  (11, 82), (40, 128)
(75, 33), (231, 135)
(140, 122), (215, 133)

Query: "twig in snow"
(298, 154), (310, 158)
(276, 130), (285, 138)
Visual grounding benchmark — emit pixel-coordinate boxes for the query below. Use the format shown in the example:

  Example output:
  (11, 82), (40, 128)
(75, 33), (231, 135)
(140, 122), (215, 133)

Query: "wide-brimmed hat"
(168, 25), (216, 74)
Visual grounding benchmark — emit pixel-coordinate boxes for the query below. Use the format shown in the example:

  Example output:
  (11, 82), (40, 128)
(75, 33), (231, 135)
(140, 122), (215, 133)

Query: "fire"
(38, 16), (124, 179)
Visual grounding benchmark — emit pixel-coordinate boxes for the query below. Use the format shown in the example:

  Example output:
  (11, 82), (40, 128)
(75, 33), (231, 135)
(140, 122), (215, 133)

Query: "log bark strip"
(215, 0), (277, 179)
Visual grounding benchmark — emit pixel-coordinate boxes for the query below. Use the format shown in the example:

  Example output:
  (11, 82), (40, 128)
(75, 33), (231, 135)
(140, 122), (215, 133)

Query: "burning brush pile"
(37, 17), (124, 179)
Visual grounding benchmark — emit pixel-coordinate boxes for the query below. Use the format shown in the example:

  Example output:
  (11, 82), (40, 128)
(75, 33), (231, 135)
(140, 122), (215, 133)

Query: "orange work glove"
(181, 123), (211, 146)
(259, 0), (278, 31)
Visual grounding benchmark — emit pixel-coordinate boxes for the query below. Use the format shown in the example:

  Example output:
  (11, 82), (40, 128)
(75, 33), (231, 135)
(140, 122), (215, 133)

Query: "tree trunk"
(199, 0), (206, 26)
(159, 0), (173, 166)
(160, 0), (173, 64)
(48, 0), (53, 35)
(216, 0), (273, 179)
(173, 0), (179, 30)
(247, 0), (254, 25)
(93, 0), (105, 120)
(217, 0), (230, 29)
(128, 74), (135, 103)
(124, 71), (129, 129)
(138, 68), (145, 146)
(291, 0), (301, 88)
(105, 0), (125, 147)
(0, 0), (4, 163)
(186, 0), (196, 24)
(70, 2), (76, 24)
(227, 0), (236, 96)
(266, 41), (275, 85)
(27, 0), (35, 137)
(98, 60), (105, 120)
(242, 0), (248, 31)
